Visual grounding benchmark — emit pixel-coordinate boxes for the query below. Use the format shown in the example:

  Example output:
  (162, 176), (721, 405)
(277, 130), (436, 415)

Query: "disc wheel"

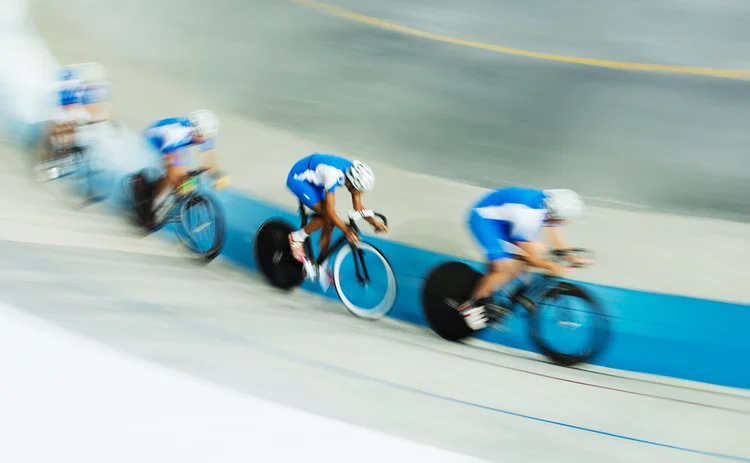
(421, 261), (480, 341)
(253, 220), (304, 290)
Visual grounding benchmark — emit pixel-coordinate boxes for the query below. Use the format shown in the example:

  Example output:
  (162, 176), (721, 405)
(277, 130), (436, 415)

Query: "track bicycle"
(254, 201), (397, 320)
(126, 166), (228, 263)
(421, 248), (610, 366)
(36, 141), (109, 208)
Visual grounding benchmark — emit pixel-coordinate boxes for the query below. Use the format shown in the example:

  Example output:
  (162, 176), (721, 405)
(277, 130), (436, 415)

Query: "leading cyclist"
(141, 109), (222, 225)
(457, 187), (592, 330)
(286, 153), (387, 290)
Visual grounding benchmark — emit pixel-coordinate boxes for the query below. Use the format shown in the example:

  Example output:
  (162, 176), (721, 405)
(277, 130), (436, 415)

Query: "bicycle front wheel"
(527, 281), (610, 366)
(173, 193), (225, 263)
(332, 242), (397, 320)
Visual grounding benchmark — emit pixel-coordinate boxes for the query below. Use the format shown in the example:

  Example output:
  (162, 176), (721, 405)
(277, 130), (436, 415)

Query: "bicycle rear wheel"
(421, 261), (479, 341)
(527, 281), (610, 366)
(253, 220), (304, 290)
(173, 193), (225, 263)
(51, 150), (108, 209)
(332, 242), (396, 320)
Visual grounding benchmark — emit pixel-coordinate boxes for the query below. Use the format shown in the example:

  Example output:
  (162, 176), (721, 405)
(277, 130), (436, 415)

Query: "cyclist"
(42, 66), (89, 176)
(457, 187), (592, 330)
(141, 109), (222, 225)
(286, 153), (387, 290)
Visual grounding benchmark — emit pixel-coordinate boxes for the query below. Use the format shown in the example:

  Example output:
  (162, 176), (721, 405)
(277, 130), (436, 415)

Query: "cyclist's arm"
(350, 190), (379, 227)
(543, 225), (569, 250)
(544, 225), (585, 265)
(197, 137), (219, 170)
(515, 240), (557, 272)
(323, 191), (349, 231)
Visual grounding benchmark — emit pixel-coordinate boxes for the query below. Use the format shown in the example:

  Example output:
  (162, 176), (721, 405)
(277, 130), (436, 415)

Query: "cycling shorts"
(286, 169), (325, 209)
(467, 209), (515, 262)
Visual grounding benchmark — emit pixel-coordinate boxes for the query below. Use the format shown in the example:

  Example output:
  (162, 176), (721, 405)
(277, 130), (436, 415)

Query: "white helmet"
(189, 109), (220, 137)
(346, 160), (375, 192)
(69, 62), (107, 83)
(543, 189), (585, 220)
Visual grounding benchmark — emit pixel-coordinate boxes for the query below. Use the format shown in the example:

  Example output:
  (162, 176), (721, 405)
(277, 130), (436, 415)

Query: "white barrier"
(0, 301), (483, 463)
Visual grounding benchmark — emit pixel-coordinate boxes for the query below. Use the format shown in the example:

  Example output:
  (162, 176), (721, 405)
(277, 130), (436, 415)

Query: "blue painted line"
(9, 240), (748, 462)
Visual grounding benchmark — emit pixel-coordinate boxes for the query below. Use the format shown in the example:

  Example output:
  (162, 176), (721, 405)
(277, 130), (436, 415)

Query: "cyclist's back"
(472, 186), (546, 237)
(289, 153), (353, 193)
(144, 118), (194, 154)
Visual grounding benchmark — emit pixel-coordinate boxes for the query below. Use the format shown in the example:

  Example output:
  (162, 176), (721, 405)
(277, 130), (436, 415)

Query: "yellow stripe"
(291, 0), (750, 80)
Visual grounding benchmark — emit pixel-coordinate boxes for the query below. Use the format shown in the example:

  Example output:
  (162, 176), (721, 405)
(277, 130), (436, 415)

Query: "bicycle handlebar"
(347, 210), (388, 227)
(185, 167), (212, 178)
(548, 248), (595, 267)
(183, 167), (231, 190)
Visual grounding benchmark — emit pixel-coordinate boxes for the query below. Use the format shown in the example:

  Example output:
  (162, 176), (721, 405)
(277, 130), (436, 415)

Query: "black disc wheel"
(421, 261), (481, 341)
(253, 220), (304, 290)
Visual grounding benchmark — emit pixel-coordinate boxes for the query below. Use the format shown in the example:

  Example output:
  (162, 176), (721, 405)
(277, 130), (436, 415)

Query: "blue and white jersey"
(290, 154), (353, 193)
(81, 81), (110, 105)
(144, 118), (196, 154)
(54, 70), (85, 107)
(471, 187), (549, 242)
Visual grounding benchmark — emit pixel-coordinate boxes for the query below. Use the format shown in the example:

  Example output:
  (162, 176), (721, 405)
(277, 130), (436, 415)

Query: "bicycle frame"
(155, 168), (214, 226)
(488, 249), (591, 315)
(298, 202), (385, 285)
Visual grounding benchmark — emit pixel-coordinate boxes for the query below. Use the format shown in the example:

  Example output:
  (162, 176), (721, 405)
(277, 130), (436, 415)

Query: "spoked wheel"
(173, 193), (225, 264)
(332, 242), (396, 320)
(421, 261), (480, 341)
(253, 219), (304, 290)
(527, 281), (610, 366)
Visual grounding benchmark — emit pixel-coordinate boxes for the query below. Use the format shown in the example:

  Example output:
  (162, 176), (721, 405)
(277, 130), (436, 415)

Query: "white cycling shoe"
(462, 306), (488, 331)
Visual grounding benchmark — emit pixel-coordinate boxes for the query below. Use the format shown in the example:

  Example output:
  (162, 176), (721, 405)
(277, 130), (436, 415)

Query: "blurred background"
(36, 0), (750, 221)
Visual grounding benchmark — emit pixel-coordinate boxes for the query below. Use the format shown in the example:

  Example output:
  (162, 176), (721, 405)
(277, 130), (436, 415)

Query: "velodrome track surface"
(1, 140), (749, 462)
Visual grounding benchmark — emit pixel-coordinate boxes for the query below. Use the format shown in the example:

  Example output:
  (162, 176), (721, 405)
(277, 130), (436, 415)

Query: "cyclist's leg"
(153, 151), (187, 208)
(458, 211), (523, 327)
(286, 175), (325, 262)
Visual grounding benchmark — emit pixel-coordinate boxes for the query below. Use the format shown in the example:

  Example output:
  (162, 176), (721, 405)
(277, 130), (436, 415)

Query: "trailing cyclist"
(285, 153), (387, 290)
(457, 187), (592, 330)
(41, 66), (89, 177)
(40, 62), (111, 179)
(140, 109), (223, 227)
